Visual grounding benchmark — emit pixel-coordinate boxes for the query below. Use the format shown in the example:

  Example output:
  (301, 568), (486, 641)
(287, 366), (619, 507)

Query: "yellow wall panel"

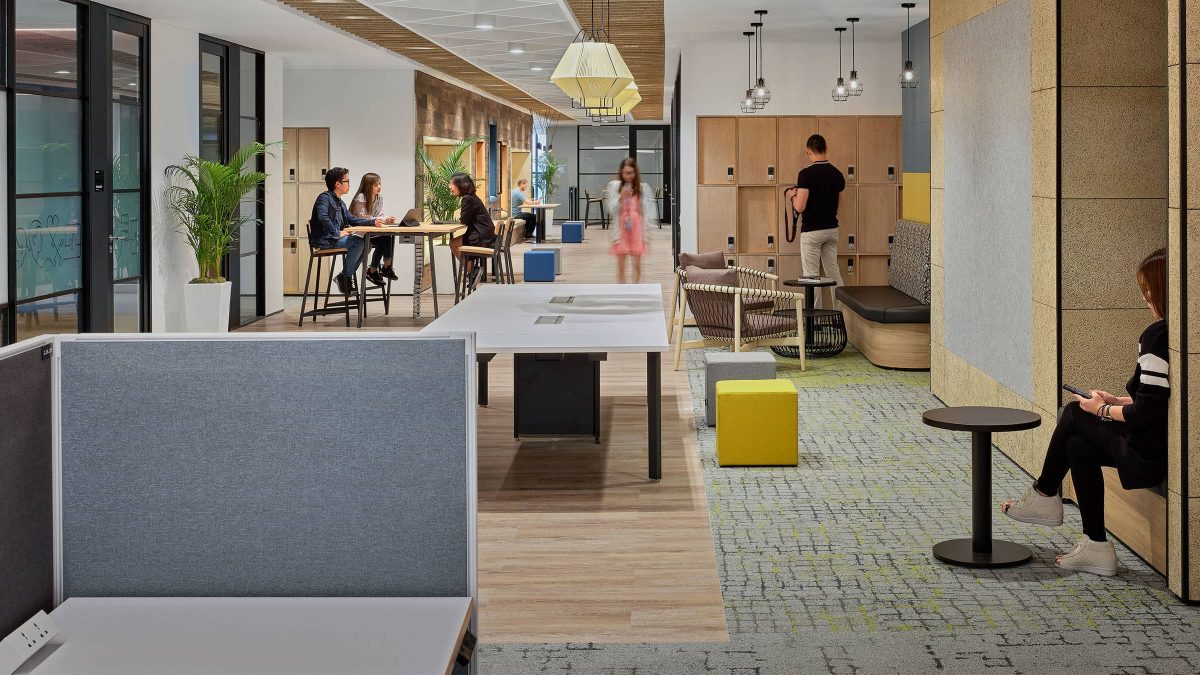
(901, 172), (931, 224)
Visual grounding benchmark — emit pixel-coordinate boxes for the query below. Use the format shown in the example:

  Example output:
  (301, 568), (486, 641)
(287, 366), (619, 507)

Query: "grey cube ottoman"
(532, 244), (563, 275)
(704, 351), (777, 427)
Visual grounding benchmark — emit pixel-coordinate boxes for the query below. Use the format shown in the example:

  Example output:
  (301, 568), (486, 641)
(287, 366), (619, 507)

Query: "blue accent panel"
(904, 122), (932, 174)
(60, 338), (471, 599)
(943, 0), (1034, 399)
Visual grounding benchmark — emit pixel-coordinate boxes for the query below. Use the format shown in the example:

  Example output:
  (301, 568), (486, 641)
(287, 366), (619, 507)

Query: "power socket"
(0, 611), (60, 675)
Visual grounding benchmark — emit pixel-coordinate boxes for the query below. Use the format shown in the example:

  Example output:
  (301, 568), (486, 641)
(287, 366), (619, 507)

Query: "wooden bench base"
(841, 307), (931, 370)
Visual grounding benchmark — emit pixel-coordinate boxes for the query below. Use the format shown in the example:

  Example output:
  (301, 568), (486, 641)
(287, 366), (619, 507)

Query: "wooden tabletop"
(922, 406), (1042, 433)
(344, 224), (464, 236)
(783, 277), (838, 288)
(518, 203), (560, 209)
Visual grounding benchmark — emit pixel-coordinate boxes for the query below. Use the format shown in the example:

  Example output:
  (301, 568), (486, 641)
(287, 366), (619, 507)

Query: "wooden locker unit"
(776, 254), (804, 284)
(859, 255), (891, 286)
(858, 185), (900, 255)
(737, 187), (778, 254)
(736, 117), (778, 186)
(737, 255), (779, 277)
(697, 186), (738, 255)
(857, 116), (901, 185)
(283, 240), (300, 295)
(698, 117), (738, 184)
(297, 128), (330, 183)
(282, 128), (299, 183)
(283, 182), (299, 239)
(776, 116), (819, 186)
(817, 117), (859, 184)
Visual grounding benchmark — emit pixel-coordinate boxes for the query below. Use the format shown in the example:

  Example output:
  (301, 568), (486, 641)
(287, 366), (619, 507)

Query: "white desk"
(517, 203), (559, 242)
(422, 284), (669, 479)
(20, 597), (472, 675)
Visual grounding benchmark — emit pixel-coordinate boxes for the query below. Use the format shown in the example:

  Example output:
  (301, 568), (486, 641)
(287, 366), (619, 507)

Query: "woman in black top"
(448, 173), (495, 288)
(1002, 248), (1169, 577)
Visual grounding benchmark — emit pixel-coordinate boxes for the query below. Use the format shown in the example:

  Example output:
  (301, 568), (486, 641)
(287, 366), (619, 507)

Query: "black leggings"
(369, 237), (394, 268)
(1034, 402), (1121, 542)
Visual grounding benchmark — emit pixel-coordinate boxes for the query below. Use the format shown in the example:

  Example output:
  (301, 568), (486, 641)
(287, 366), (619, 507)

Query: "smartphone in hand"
(1061, 384), (1091, 399)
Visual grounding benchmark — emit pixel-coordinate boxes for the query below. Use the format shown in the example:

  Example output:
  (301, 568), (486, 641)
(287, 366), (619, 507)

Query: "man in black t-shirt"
(787, 134), (846, 308)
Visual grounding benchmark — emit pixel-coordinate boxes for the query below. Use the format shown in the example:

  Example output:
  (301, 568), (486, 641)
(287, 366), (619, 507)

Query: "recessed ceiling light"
(54, 69), (70, 74)
(508, 42), (526, 54)
(474, 14), (494, 30)
(342, 15), (370, 20)
(128, 82), (137, 87)
(530, 63), (544, 71)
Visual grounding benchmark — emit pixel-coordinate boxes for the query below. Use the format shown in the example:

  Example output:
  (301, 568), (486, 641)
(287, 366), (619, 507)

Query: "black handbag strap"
(783, 187), (799, 244)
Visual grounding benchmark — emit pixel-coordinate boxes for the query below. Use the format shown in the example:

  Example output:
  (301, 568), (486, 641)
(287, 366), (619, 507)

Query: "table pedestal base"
(932, 538), (1032, 568)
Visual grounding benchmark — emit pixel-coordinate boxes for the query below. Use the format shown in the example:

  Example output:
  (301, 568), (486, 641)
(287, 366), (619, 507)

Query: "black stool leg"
(299, 254), (314, 327)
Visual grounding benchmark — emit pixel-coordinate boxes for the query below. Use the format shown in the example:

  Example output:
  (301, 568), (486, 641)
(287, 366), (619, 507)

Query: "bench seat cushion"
(836, 286), (930, 324)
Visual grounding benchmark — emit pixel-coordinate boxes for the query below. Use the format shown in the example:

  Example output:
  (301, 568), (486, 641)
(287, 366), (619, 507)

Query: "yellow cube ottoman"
(715, 379), (798, 466)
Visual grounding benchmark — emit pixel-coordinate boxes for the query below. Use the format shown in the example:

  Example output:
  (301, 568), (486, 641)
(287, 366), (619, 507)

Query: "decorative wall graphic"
(15, 198), (83, 301)
(112, 192), (142, 280)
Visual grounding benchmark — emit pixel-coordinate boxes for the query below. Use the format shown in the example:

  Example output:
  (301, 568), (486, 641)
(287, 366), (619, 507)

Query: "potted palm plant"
(537, 151), (562, 203)
(417, 135), (486, 222)
(165, 142), (271, 332)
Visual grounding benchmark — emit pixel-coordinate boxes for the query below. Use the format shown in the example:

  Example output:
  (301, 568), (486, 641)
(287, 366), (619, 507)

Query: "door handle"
(108, 235), (127, 242)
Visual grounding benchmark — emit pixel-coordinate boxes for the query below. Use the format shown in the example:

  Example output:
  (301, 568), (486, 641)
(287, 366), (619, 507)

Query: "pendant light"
(900, 3), (919, 88)
(832, 27), (848, 102)
(846, 17), (863, 96)
(751, 10), (771, 108)
(739, 31), (757, 113)
(552, 0), (634, 115)
(589, 82), (641, 122)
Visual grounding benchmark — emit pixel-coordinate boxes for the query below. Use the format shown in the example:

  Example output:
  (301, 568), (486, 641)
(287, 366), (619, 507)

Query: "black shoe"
(335, 274), (352, 295)
(381, 266), (399, 281)
(365, 268), (386, 287)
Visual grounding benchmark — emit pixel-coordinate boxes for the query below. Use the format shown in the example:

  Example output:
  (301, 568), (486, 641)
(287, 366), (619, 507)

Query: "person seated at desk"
(310, 167), (388, 296)
(511, 178), (539, 238)
(350, 172), (399, 287)
(1001, 248), (1169, 577)
(448, 173), (495, 285)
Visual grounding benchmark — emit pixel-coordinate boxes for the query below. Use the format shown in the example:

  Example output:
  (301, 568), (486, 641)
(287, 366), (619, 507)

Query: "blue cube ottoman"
(562, 221), (584, 244)
(523, 250), (556, 282)
(531, 245), (563, 275)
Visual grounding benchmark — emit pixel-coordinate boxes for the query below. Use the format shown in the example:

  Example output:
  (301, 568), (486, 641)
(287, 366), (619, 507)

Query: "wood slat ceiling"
(563, 0), (665, 120)
(278, 0), (574, 121)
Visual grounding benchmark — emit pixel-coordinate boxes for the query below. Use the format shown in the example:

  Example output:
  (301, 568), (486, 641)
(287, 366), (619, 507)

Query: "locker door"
(283, 240), (299, 294)
(857, 116), (901, 185)
(737, 186), (778, 254)
(838, 186), (859, 254)
(737, 255), (778, 277)
(858, 186), (900, 254)
(776, 116), (819, 187)
(737, 117), (778, 185)
(776, 254), (804, 284)
(858, 255), (891, 286)
(282, 127), (299, 183)
(283, 182), (299, 239)
(697, 186), (738, 254)
(817, 117), (859, 185)
(698, 117), (738, 184)
(298, 128), (330, 183)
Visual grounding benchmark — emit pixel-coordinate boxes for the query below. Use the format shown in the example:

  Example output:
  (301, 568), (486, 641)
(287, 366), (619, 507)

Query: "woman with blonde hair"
(605, 158), (656, 284)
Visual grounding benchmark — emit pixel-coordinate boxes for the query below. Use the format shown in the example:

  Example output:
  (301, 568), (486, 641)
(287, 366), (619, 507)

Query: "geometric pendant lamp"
(551, 0), (634, 114)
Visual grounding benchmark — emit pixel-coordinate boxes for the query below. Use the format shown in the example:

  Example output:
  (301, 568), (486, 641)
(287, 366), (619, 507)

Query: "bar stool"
(456, 219), (511, 299)
(583, 190), (608, 229)
(298, 221), (355, 327)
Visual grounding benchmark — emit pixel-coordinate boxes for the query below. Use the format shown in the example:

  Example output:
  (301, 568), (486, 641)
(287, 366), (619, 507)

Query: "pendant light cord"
(839, 30), (843, 76)
(851, 22), (856, 70)
(906, 6), (912, 61)
(757, 23), (763, 80)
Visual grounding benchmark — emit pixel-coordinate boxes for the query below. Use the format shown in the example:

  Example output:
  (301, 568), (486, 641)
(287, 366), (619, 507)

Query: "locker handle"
(321, 168), (327, 177)
(847, 165), (856, 182)
(727, 235), (736, 253)
(290, 242), (297, 254)
(726, 166), (735, 182)
(289, 168), (296, 180)
(767, 234), (774, 250)
(767, 258), (776, 274)
(847, 234), (856, 251)
(767, 165), (776, 182)
(887, 234), (895, 250)
(887, 165), (896, 181)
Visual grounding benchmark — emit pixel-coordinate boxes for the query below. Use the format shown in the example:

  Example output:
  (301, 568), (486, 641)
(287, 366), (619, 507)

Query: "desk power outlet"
(0, 611), (60, 675)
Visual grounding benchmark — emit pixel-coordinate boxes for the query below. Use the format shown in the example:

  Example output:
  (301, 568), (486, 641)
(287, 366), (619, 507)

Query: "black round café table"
(922, 406), (1042, 568)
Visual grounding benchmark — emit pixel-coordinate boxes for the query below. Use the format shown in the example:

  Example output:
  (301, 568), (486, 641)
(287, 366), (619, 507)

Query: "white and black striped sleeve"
(1123, 321), (1169, 428)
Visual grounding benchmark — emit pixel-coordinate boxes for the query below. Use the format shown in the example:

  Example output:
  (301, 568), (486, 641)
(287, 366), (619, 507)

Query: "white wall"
(282, 69), (417, 212)
(678, 38), (904, 254)
(263, 55), (284, 316)
(149, 20), (200, 332)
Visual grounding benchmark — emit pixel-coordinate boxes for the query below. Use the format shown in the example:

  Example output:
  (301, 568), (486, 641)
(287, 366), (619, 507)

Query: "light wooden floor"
(244, 225), (729, 644)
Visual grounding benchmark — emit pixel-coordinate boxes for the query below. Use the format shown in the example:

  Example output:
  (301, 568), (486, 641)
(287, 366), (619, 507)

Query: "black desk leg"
(478, 356), (489, 407)
(356, 233), (369, 328)
(648, 352), (661, 480)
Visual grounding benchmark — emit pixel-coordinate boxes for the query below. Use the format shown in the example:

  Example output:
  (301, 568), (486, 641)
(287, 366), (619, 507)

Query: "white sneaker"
(1056, 536), (1119, 576)
(1002, 485), (1064, 527)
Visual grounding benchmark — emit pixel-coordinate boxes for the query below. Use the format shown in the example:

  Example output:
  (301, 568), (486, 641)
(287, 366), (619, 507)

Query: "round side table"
(923, 406), (1042, 568)
(775, 278), (847, 359)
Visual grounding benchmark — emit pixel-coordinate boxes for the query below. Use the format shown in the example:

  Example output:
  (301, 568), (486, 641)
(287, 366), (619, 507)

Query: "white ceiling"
(665, 0), (929, 47)
(361, 0), (588, 119)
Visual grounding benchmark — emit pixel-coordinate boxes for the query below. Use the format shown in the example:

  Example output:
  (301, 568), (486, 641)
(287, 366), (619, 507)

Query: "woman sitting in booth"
(1001, 248), (1169, 577)
(349, 172), (397, 287)
(448, 173), (496, 285)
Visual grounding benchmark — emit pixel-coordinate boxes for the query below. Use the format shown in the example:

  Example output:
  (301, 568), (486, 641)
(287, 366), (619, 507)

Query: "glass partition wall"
(576, 124), (671, 226)
(4, 0), (151, 345)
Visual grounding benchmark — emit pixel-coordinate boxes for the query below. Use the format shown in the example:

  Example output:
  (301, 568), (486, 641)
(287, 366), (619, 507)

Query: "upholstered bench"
(835, 220), (931, 370)
(704, 351), (777, 427)
(715, 379), (798, 466)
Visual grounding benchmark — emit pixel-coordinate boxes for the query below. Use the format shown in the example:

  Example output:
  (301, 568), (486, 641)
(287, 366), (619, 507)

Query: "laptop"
(398, 208), (422, 227)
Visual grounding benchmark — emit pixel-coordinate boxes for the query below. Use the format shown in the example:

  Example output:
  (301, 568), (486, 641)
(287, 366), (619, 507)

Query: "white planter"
(183, 281), (232, 333)
(433, 243), (456, 292)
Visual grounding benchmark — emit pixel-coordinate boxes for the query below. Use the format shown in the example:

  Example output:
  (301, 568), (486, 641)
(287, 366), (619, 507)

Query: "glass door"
(107, 18), (147, 332)
(633, 128), (668, 225)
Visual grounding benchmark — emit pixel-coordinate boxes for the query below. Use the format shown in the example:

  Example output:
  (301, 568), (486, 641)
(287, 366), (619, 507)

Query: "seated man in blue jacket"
(310, 166), (388, 295)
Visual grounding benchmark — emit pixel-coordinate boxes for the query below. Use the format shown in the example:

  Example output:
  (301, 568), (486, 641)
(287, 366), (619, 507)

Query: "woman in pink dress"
(606, 158), (656, 284)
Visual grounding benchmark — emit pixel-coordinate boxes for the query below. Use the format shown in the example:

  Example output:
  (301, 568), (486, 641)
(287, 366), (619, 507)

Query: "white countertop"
(422, 284), (670, 354)
(20, 597), (472, 675)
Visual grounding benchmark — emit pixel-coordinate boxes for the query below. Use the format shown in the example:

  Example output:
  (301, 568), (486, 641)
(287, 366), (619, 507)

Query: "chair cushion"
(836, 286), (930, 324)
(684, 265), (737, 287)
(678, 251), (728, 270)
(888, 220), (931, 304)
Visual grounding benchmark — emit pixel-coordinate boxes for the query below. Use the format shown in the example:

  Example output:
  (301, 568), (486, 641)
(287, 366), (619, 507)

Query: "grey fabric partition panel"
(0, 341), (54, 637)
(58, 337), (471, 599)
(944, 0), (1034, 398)
(902, 19), (932, 174)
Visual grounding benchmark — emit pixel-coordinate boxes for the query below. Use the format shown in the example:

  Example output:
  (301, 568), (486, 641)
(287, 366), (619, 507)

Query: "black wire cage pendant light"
(751, 10), (771, 108)
(739, 30), (758, 113)
(832, 27), (848, 102)
(900, 3), (919, 88)
(846, 17), (863, 96)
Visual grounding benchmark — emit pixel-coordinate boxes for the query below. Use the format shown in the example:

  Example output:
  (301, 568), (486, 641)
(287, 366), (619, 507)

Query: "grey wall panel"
(902, 19), (932, 173)
(59, 338), (470, 599)
(944, 0), (1034, 398)
(0, 342), (54, 636)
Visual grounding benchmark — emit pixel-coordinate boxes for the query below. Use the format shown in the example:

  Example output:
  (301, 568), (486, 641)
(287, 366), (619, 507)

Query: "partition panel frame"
(47, 332), (479, 631)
